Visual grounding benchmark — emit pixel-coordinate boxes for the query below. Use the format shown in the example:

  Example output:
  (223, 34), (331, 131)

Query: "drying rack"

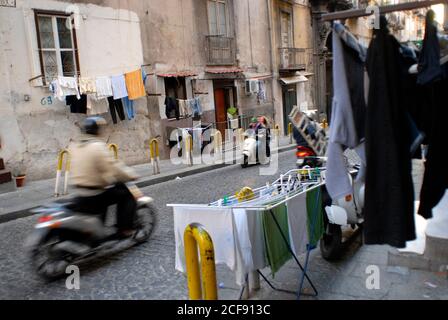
(168, 167), (327, 300)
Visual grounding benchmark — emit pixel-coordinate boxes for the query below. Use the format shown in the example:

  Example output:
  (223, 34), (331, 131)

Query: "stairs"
(0, 158), (16, 194)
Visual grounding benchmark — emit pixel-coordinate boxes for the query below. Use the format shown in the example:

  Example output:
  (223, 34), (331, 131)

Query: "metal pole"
(184, 223), (218, 300)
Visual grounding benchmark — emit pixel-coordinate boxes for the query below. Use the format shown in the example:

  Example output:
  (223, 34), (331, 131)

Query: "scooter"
(289, 106), (364, 260)
(25, 183), (157, 280)
(241, 129), (270, 168)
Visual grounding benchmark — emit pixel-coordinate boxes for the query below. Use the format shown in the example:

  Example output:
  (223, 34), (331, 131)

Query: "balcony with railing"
(205, 35), (237, 66)
(278, 48), (311, 71)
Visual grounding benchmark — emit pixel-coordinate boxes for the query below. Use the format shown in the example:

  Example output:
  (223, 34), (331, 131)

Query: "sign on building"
(0, 0), (16, 8)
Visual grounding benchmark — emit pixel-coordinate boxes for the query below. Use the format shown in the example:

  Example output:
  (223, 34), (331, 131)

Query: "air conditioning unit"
(245, 80), (259, 95)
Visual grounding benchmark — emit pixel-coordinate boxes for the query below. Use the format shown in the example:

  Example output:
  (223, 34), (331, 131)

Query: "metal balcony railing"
(205, 35), (237, 66)
(278, 48), (311, 71)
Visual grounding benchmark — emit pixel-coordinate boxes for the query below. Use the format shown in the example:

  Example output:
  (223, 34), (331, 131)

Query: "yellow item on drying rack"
(235, 187), (255, 202)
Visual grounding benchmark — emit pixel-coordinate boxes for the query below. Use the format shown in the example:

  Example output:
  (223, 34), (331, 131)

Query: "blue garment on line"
(189, 97), (202, 117)
(122, 97), (135, 119)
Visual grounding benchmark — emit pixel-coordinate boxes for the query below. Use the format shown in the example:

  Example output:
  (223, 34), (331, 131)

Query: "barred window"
(35, 11), (79, 85)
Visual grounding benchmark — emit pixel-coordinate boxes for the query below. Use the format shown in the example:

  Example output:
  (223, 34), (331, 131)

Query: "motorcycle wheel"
(320, 223), (342, 261)
(31, 233), (71, 280)
(133, 203), (157, 244)
(241, 155), (249, 168)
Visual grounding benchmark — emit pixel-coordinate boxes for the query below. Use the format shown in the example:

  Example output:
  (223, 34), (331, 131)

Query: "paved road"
(0, 150), (297, 299)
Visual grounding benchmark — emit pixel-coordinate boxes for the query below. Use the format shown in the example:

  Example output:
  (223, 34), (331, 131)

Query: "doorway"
(213, 80), (237, 137)
(282, 84), (297, 135)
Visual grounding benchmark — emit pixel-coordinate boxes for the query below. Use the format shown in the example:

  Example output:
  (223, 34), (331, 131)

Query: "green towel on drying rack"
(262, 204), (292, 276)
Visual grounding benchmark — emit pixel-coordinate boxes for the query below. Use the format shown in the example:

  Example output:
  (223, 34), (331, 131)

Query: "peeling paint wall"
(0, 0), (152, 180)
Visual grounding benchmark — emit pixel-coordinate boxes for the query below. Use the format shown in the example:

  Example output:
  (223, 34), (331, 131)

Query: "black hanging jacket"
(363, 18), (415, 248)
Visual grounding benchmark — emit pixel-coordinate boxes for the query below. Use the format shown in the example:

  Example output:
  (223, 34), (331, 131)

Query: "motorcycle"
(25, 183), (157, 280)
(241, 128), (270, 168)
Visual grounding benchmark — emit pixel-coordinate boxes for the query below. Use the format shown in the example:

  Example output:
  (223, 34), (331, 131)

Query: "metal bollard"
(213, 131), (223, 162)
(108, 143), (119, 160)
(184, 134), (193, 166)
(288, 123), (293, 144)
(274, 124), (281, 140)
(149, 139), (161, 175)
(55, 150), (71, 197)
(184, 223), (218, 300)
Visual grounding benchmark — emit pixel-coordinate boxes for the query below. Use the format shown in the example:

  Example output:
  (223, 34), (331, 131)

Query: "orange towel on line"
(125, 69), (146, 100)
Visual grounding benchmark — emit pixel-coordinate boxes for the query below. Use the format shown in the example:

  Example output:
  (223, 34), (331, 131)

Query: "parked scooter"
(241, 128), (270, 168)
(25, 183), (157, 280)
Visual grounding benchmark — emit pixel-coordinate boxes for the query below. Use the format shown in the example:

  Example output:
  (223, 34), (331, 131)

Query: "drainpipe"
(266, 0), (278, 127)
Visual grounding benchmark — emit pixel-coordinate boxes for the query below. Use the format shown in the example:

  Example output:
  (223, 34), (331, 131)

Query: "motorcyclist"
(69, 117), (139, 238)
(254, 116), (271, 159)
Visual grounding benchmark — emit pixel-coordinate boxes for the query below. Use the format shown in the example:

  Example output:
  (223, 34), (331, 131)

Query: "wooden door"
(214, 88), (227, 137)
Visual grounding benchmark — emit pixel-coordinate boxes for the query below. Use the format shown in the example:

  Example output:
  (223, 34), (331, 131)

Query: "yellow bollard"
(236, 128), (244, 149)
(149, 138), (160, 175)
(184, 223), (218, 300)
(55, 150), (71, 197)
(274, 124), (281, 140)
(185, 134), (193, 166)
(288, 123), (293, 144)
(108, 143), (119, 160)
(213, 130), (222, 161)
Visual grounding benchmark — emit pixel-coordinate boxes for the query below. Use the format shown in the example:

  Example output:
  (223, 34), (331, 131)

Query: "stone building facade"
(0, 0), (316, 180)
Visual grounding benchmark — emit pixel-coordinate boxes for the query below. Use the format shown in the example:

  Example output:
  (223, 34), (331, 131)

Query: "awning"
(205, 67), (244, 74)
(280, 75), (309, 85)
(244, 72), (273, 80)
(157, 71), (198, 78)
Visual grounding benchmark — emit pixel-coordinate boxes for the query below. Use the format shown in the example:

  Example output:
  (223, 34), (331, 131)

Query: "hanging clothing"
(57, 76), (80, 100)
(66, 95), (87, 114)
(257, 81), (267, 102)
(326, 29), (366, 201)
(87, 94), (109, 115)
(79, 78), (97, 95)
(174, 207), (238, 281)
(110, 75), (129, 100)
(178, 99), (190, 118)
(190, 97), (202, 118)
(262, 205), (291, 276)
(364, 17), (415, 248)
(165, 97), (179, 120)
(95, 76), (113, 100)
(418, 63), (448, 219)
(107, 97), (126, 124)
(417, 10), (443, 85)
(125, 69), (146, 100)
(122, 97), (135, 120)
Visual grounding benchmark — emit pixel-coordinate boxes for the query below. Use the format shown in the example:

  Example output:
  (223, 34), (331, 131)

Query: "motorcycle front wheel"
(133, 203), (157, 243)
(31, 233), (71, 280)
